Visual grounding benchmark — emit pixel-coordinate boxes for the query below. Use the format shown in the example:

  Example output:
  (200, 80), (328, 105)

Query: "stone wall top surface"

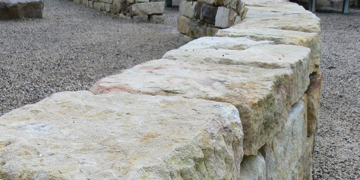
(0, 91), (243, 179)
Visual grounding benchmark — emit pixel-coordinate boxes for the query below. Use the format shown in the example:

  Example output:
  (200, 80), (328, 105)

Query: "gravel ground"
(313, 8), (360, 180)
(0, 1), (359, 179)
(0, 0), (184, 115)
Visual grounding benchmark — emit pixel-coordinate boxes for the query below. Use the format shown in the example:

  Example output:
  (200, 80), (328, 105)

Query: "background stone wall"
(0, 0), (322, 179)
(71, 0), (166, 23)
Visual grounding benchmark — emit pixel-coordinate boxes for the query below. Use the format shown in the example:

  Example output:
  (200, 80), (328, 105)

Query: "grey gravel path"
(0, 0), (184, 115)
(313, 8), (360, 180)
(1, 1), (359, 179)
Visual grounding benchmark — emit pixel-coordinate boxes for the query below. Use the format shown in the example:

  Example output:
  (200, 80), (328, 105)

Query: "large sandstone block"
(239, 153), (266, 180)
(163, 44), (311, 105)
(306, 70), (322, 137)
(0, 91), (243, 179)
(178, 15), (218, 38)
(0, 0), (44, 20)
(263, 98), (309, 179)
(91, 59), (300, 155)
(215, 7), (236, 28)
(176, 36), (274, 50)
(179, 0), (197, 19)
(216, 28), (321, 72)
(130, 2), (165, 16)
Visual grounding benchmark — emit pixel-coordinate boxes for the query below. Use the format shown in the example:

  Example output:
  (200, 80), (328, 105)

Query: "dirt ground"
(0, 0), (359, 179)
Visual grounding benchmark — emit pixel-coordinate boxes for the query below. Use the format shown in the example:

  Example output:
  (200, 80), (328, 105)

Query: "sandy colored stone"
(0, 91), (243, 179)
(215, 7), (236, 28)
(239, 153), (266, 180)
(130, 2), (165, 16)
(176, 36), (274, 51)
(306, 70), (322, 137)
(216, 27), (321, 72)
(263, 98), (308, 179)
(177, 15), (219, 38)
(179, 0), (197, 19)
(163, 44), (311, 105)
(239, 15), (320, 33)
(91, 59), (301, 155)
(149, 14), (165, 23)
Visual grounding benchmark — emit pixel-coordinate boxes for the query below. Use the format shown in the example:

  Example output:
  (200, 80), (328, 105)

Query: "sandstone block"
(130, 2), (165, 16)
(216, 28), (321, 72)
(88, 0), (93, 8)
(91, 59), (301, 155)
(149, 14), (165, 23)
(306, 70), (322, 137)
(239, 153), (266, 180)
(0, 0), (44, 20)
(163, 44), (311, 105)
(263, 98), (308, 179)
(74, 0), (80, 4)
(0, 91), (243, 179)
(194, 2), (218, 25)
(83, 0), (88, 6)
(93, 1), (101, 11)
(176, 36), (274, 51)
(215, 7), (236, 28)
(111, 0), (121, 14)
(178, 15), (218, 38)
(100, 2), (106, 11)
(132, 15), (148, 22)
(240, 13), (320, 33)
(179, 0), (197, 19)
(105, 3), (111, 12)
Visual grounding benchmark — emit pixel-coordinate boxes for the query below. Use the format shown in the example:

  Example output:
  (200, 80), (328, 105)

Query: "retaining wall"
(0, 0), (322, 179)
(71, 0), (166, 23)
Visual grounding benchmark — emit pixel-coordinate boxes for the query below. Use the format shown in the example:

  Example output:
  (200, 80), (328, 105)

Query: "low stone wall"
(0, 0), (322, 179)
(0, 0), (44, 20)
(177, 0), (245, 38)
(71, 0), (166, 23)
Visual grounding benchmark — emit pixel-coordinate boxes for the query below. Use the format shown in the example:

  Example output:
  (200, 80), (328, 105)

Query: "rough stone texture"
(194, 2), (218, 25)
(239, 153), (266, 180)
(91, 59), (305, 156)
(306, 70), (322, 138)
(0, 0), (44, 20)
(179, 0), (197, 19)
(130, 2), (165, 16)
(217, 27), (321, 73)
(177, 15), (219, 38)
(215, 7), (236, 28)
(149, 14), (165, 23)
(0, 91), (243, 179)
(263, 98), (309, 180)
(176, 36), (274, 51)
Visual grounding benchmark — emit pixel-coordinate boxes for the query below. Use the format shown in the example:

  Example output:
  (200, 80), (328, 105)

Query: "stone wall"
(71, 0), (166, 23)
(177, 0), (245, 38)
(0, 0), (322, 179)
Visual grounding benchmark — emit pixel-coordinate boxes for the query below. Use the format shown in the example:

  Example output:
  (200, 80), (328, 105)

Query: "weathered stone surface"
(0, 0), (44, 20)
(163, 44), (311, 105)
(0, 91), (243, 179)
(105, 3), (111, 12)
(82, 0), (88, 6)
(239, 15), (320, 33)
(111, 0), (121, 14)
(149, 14), (165, 23)
(176, 36), (274, 51)
(130, 2), (164, 16)
(239, 153), (266, 180)
(132, 14), (148, 22)
(91, 59), (299, 155)
(263, 98), (308, 180)
(178, 15), (219, 38)
(88, 0), (93, 8)
(195, 2), (218, 25)
(216, 27), (321, 72)
(306, 70), (322, 137)
(179, 0), (197, 19)
(215, 7), (236, 28)
(93, 1), (101, 11)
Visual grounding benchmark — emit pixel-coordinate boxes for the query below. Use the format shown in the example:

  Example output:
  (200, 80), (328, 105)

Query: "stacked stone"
(0, 0), (322, 179)
(0, 0), (44, 20)
(178, 0), (245, 38)
(72, 0), (165, 23)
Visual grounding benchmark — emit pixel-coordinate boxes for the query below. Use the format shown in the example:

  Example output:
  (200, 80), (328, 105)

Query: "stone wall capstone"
(0, 0), (322, 179)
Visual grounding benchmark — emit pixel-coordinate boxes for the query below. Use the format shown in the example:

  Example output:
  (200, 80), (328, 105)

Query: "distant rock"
(0, 0), (44, 20)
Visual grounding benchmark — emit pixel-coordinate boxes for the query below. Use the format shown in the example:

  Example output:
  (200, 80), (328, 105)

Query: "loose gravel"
(0, 0), (184, 115)
(0, 1), (359, 179)
(313, 8), (360, 180)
